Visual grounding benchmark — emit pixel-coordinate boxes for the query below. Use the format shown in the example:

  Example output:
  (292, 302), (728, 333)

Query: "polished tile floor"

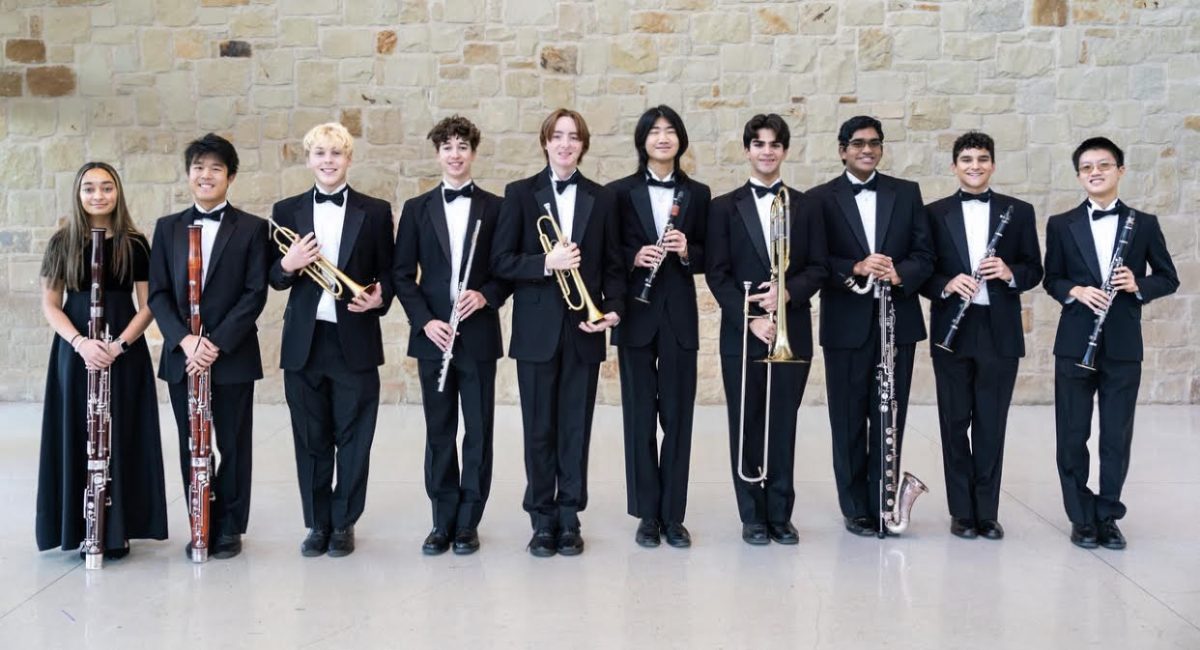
(0, 402), (1197, 649)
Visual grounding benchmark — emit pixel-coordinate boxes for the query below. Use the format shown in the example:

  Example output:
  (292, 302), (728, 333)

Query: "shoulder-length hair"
(633, 105), (690, 182)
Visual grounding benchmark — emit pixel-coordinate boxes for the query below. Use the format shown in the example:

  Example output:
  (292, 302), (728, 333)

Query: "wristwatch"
(118, 338), (130, 353)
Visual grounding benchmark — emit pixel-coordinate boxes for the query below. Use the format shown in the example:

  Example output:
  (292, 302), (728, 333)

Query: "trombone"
(736, 186), (807, 485)
(269, 218), (375, 300)
(536, 203), (606, 325)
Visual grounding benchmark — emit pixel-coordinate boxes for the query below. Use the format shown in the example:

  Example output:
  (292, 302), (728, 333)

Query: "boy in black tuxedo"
(705, 113), (827, 546)
(809, 115), (935, 537)
(269, 122), (394, 558)
(921, 131), (1043, 541)
(490, 108), (624, 557)
(1043, 137), (1178, 550)
(148, 133), (269, 560)
(393, 115), (510, 556)
(608, 105), (710, 549)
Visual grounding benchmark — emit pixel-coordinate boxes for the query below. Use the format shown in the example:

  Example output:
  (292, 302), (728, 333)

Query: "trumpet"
(269, 218), (375, 300)
(536, 203), (606, 325)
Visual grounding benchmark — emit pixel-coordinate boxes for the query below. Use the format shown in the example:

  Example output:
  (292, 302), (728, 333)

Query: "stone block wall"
(1, 0), (1197, 405)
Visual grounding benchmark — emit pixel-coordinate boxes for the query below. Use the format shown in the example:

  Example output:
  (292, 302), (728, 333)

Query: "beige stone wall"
(1, 0), (1197, 405)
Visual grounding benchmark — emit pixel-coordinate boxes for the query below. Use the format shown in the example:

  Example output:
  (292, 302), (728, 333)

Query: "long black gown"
(36, 233), (168, 552)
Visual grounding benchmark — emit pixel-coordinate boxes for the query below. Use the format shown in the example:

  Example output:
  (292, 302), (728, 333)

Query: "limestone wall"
(1, 0), (1197, 405)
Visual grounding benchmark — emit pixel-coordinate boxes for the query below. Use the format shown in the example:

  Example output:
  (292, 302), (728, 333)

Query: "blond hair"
(302, 122), (355, 157)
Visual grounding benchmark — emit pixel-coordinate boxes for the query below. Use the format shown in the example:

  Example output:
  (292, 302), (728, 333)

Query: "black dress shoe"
(212, 534), (242, 559)
(768, 521), (799, 545)
(527, 528), (557, 558)
(328, 526), (355, 557)
(635, 518), (661, 548)
(950, 518), (978, 539)
(422, 527), (451, 555)
(557, 528), (585, 556)
(452, 528), (480, 555)
(844, 516), (877, 537)
(663, 522), (691, 548)
(742, 523), (770, 545)
(301, 529), (331, 557)
(1070, 523), (1099, 549)
(977, 519), (1004, 540)
(1097, 520), (1126, 550)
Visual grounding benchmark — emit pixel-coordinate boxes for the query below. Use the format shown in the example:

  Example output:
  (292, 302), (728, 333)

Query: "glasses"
(846, 138), (883, 151)
(1078, 161), (1117, 175)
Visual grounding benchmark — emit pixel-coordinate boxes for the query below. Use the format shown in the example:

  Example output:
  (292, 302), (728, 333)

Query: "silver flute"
(437, 221), (482, 393)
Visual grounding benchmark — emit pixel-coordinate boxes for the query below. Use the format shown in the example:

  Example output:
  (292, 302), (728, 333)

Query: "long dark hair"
(633, 105), (690, 181)
(41, 162), (144, 291)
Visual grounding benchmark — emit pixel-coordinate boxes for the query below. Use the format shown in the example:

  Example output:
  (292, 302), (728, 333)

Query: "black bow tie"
(646, 176), (676, 190)
(850, 177), (878, 195)
(192, 206), (223, 223)
(957, 189), (992, 203)
(1091, 203), (1122, 220)
(443, 183), (474, 203)
(314, 189), (345, 207)
(554, 173), (579, 195)
(752, 182), (783, 199)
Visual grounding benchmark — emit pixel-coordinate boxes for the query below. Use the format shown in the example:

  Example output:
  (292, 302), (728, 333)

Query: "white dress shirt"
(647, 170), (674, 239)
(1088, 199), (1120, 283)
(192, 200), (227, 290)
(551, 169), (578, 243)
(443, 179), (472, 304)
(847, 171), (878, 254)
(313, 184), (347, 323)
(748, 177), (778, 252)
(962, 197), (992, 306)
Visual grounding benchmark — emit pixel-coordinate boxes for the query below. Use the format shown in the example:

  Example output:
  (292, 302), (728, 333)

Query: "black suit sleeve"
(1134, 215), (1179, 304)
(1007, 204), (1044, 293)
(704, 197), (747, 314)
(683, 184), (709, 274)
(267, 201), (299, 291)
(601, 192), (626, 317)
(476, 199), (513, 310)
(785, 195), (828, 304)
(147, 218), (188, 353)
(491, 183), (547, 281)
(618, 187), (642, 273)
(1042, 217), (1074, 304)
(208, 218), (269, 353)
(392, 198), (435, 330)
(892, 184), (935, 297)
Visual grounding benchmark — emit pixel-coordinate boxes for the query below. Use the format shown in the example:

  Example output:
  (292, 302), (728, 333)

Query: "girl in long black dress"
(37, 162), (168, 559)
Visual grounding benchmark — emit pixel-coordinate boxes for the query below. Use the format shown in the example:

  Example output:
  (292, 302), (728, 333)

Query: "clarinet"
(634, 188), (684, 304)
(1078, 210), (1137, 371)
(936, 205), (1014, 353)
(186, 224), (214, 563)
(437, 221), (481, 393)
(82, 228), (112, 570)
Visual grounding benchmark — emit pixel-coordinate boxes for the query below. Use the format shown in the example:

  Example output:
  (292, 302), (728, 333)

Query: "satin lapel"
(204, 208), (239, 287)
(947, 201), (971, 272)
(874, 177), (895, 252)
(461, 195), (485, 282)
(677, 184), (692, 232)
(297, 194), (315, 239)
(735, 187), (771, 272)
(1067, 206), (1103, 285)
(534, 183), (558, 227)
(631, 182), (656, 242)
(833, 179), (871, 256)
(428, 191), (452, 265)
(572, 183), (595, 245)
(1112, 206), (1137, 254)
(338, 193), (365, 270)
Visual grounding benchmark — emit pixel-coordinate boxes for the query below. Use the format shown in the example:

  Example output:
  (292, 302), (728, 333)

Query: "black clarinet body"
(1078, 210), (1137, 371)
(936, 205), (1013, 353)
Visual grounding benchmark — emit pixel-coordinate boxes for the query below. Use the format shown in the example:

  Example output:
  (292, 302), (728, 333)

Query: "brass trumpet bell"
(536, 206), (606, 325)
(268, 218), (375, 301)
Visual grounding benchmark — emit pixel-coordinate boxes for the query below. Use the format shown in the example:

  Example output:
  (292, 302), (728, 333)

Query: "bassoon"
(187, 224), (214, 563)
(82, 228), (112, 570)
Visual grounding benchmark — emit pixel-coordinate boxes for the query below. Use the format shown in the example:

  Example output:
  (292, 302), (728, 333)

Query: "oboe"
(82, 228), (112, 570)
(634, 188), (684, 304)
(936, 205), (1014, 353)
(1078, 210), (1137, 371)
(187, 224), (214, 563)
(437, 220), (481, 393)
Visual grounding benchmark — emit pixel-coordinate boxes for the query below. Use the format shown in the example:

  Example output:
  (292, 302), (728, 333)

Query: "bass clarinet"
(437, 221), (481, 393)
(1078, 210), (1137, 371)
(875, 280), (927, 537)
(634, 188), (684, 304)
(82, 228), (112, 570)
(936, 205), (1013, 353)
(187, 224), (214, 563)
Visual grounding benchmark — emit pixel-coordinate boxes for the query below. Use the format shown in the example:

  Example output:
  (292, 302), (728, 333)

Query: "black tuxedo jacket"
(705, 182), (827, 359)
(393, 184), (510, 361)
(811, 172), (935, 349)
(921, 192), (1043, 358)
(607, 173), (710, 350)
(490, 167), (625, 364)
(1043, 201), (1179, 361)
(268, 187), (395, 372)
(148, 205), (269, 385)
